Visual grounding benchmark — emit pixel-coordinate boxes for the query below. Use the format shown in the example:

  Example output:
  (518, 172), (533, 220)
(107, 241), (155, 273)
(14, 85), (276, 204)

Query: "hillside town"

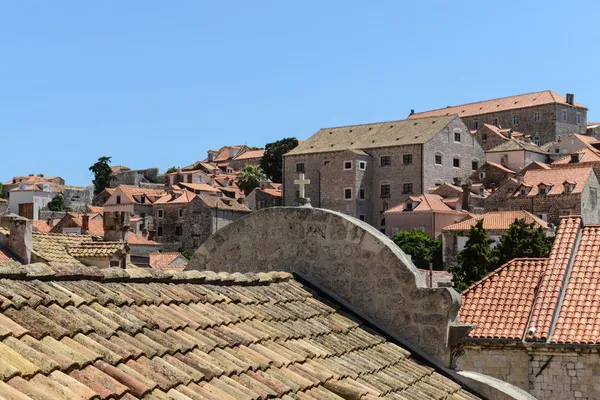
(1, 89), (599, 400)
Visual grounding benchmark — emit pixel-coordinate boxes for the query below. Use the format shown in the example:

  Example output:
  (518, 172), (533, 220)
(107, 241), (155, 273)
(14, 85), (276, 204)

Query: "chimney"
(452, 177), (462, 186)
(461, 183), (471, 211)
(1, 215), (32, 264)
(566, 93), (574, 105)
(409, 109), (415, 116)
(81, 214), (89, 234)
(103, 211), (130, 243)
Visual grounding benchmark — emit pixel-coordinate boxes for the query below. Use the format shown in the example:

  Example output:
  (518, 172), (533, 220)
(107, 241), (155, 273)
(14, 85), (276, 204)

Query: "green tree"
(392, 229), (442, 270)
(449, 220), (496, 292)
(166, 166), (178, 174)
(0, 182), (3, 198)
(237, 164), (267, 196)
(492, 218), (554, 267)
(181, 249), (194, 260)
(46, 194), (66, 212)
(89, 156), (115, 195)
(260, 137), (299, 183)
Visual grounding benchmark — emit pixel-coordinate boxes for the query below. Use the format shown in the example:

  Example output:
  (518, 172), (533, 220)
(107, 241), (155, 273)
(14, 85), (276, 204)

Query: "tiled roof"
(385, 194), (456, 214)
(118, 186), (166, 204)
(154, 190), (198, 205)
(0, 248), (18, 265)
(31, 233), (123, 267)
(515, 166), (593, 196)
(177, 182), (221, 193)
(67, 216), (158, 246)
(0, 265), (480, 399)
(32, 220), (52, 233)
(460, 259), (547, 339)
(199, 195), (251, 212)
(260, 188), (283, 198)
(87, 206), (104, 214)
(148, 252), (187, 270)
(486, 139), (548, 154)
(484, 161), (516, 174)
(233, 149), (265, 160)
(553, 147), (600, 164)
(67, 242), (127, 259)
(286, 115), (458, 156)
(409, 90), (586, 119)
(442, 211), (548, 232)
(128, 233), (159, 246)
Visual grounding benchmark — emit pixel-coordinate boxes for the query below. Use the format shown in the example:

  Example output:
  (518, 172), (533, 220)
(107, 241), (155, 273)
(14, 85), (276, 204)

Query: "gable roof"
(515, 167), (593, 196)
(153, 190), (198, 205)
(0, 265), (481, 399)
(32, 232), (126, 267)
(385, 194), (456, 214)
(409, 90), (586, 119)
(481, 161), (516, 174)
(486, 139), (548, 154)
(286, 115), (458, 156)
(198, 194), (251, 212)
(0, 248), (19, 265)
(259, 188), (283, 198)
(148, 252), (188, 270)
(553, 147), (600, 164)
(442, 210), (548, 232)
(177, 182), (221, 193)
(233, 149), (265, 160)
(32, 220), (52, 233)
(115, 186), (166, 205)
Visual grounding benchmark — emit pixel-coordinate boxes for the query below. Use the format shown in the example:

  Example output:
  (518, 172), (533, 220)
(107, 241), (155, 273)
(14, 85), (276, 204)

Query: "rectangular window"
(175, 226), (182, 236)
(358, 161), (367, 170)
(140, 196), (145, 204)
(178, 208), (183, 217)
(380, 156), (391, 167)
(402, 183), (413, 194)
(359, 215), (365, 221)
(116, 195), (121, 204)
(513, 115), (519, 125)
(539, 187), (546, 195)
(454, 132), (461, 142)
(158, 209), (164, 218)
(473, 122), (478, 130)
(492, 118), (498, 126)
(577, 112), (582, 124)
(534, 112), (541, 122)
(534, 136), (540, 146)
(344, 161), (353, 170)
(157, 226), (163, 237)
(296, 163), (305, 173)
(381, 184), (391, 197)
(453, 158), (460, 168)
(344, 188), (352, 199)
(359, 188), (366, 200)
(472, 160), (478, 170)
(323, 160), (330, 166)
(435, 154), (442, 165)
(562, 110), (568, 121)
(402, 154), (413, 164)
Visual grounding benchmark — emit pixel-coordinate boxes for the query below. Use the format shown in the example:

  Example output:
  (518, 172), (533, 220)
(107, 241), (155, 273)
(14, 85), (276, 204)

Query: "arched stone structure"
(188, 207), (466, 365)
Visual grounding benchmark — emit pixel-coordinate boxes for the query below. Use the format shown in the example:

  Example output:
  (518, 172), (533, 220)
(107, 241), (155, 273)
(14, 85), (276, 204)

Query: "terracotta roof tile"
(442, 210), (548, 232)
(0, 248), (19, 266)
(0, 265), (480, 399)
(385, 194), (456, 214)
(149, 252), (188, 270)
(483, 161), (516, 174)
(515, 166), (593, 196)
(233, 149), (265, 160)
(260, 188), (283, 198)
(409, 90), (586, 119)
(32, 220), (52, 233)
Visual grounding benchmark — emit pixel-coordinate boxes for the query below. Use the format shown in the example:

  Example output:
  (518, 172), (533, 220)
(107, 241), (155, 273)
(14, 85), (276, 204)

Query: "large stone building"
(458, 217), (600, 400)
(284, 115), (484, 231)
(409, 90), (588, 145)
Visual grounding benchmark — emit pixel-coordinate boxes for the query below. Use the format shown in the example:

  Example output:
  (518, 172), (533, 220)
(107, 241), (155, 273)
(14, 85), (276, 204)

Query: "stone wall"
(470, 163), (514, 189)
(110, 168), (161, 188)
(188, 207), (470, 366)
(245, 189), (282, 210)
(458, 344), (600, 400)
(62, 185), (94, 212)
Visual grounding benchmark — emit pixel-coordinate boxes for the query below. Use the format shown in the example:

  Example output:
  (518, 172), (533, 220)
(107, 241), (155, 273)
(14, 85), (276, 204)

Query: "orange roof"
(233, 149), (265, 160)
(460, 259), (547, 339)
(87, 205), (104, 214)
(0, 248), (18, 265)
(198, 194), (251, 212)
(69, 216), (158, 245)
(442, 210), (548, 232)
(515, 167), (593, 196)
(116, 186), (165, 204)
(553, 148), (600, 164)
(270, 183), (282, 191)
(260, 188), (282, 197)
(153, 190), (197, 205)
(177, 182), (220, 193)
(32, 220), (52, 233)
(484, 161), (516, 174)
(409, 90), (586, 119)
(128, 232), (159, 246)
(149, 252), (187, 270)
(385, 194), (456, 214)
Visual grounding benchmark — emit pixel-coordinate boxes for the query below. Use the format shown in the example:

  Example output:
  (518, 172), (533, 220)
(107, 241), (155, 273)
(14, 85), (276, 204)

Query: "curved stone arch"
(188, 207), (463, 364)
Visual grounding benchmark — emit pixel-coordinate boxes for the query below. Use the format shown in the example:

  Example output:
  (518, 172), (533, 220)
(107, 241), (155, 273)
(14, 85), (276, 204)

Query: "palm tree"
(237, 164), (267, 196)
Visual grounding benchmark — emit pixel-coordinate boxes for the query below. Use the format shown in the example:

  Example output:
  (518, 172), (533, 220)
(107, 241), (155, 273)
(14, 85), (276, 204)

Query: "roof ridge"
(317, 114), (455, 131)
(462, 258), (548, 294)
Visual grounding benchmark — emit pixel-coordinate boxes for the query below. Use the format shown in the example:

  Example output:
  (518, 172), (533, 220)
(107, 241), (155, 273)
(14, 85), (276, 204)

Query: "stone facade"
(188, 207), (475, 366)
(470, 162), (515, 190)
(284, 117), (483, 231)
(458, 343), (600, 400)
(110, 168), (162, 188)
(244, 187), (282, 210)
(62, 185), (94, 212)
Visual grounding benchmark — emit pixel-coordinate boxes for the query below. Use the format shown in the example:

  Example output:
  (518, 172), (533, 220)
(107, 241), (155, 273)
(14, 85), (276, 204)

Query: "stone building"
(471, 123), (524, 151)
(458, 217), (600, 400)
(284, 115), (484, 231)
(228, 148), (265, 170)
(0, 198), (7, 214)
(484, 166), (599, 224)
(110, 167), (162, 188)
(441, 210), (549, 266)
(548, 133), (600, 160)
(103, 185), (165, 218)
(470, 161), (516, 190)
(245, 186), (282, 210)
(409, 90), (587, 145)
(485, 139), (549, 172)
(152, 190), (251, 252)
(2, 174), (64, 199)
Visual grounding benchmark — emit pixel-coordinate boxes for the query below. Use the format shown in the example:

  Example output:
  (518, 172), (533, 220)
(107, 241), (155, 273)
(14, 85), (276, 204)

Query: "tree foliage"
(391, 229), (442, 270)
(89, 156), (115, 195)
(237, 164), (267, 195)
(166, 166), (178, 174)
(0, 182), (3, 198)
(181, 249), (194, 260)
(260, 138), (299, 183)
(492, 218), (554, 266)
(46, 194), (66, 212)
(449, 220), (496, 292)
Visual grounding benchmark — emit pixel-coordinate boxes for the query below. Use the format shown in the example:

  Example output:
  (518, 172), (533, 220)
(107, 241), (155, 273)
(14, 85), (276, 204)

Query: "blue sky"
(1, 1), (598, 186)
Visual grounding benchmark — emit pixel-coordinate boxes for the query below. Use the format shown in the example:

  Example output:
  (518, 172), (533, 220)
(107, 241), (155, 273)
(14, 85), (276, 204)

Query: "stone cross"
(294, 173), (310, 199)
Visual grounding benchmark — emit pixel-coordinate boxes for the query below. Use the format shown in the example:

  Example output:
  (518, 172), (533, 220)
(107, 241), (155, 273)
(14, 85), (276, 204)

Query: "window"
(454, 132), (461, 142)
(479, 171), (486, 179)
(555, 148), (560, 154)
(116, 195), (121, 204)
(473, 122), (478, 130)
(403, 154), (412, 164)
(380, 156), (391, 166)
(380, 184), (391, 197)
(472, 160), (479, 170)
(110, 260), (120, 268)
(539, 186), (547, 195)
(482, 134), (488, 141)
(534, 112), (541, 122)
(538, 214), (548, 221)
(323, 160), (330, 166)
(358, 161), (367, 170)
(500, 154), (508, 164)
(140, 213), (146, 218)
(491, 118), (498, 126)
(157, 226), (163, 237)
(402, 183), (413, 194)
(453, 157), (460, 168)
(344, 161), (353, 170)
(591, 187), (597, 209)
(344, 188), (352, 199)
(513, 115), (519, 125)
(296, 163), (305, 173)
(534, 136), (540, 146)
(140, 196), (145, 204)
(562, 110), (568, 121)
(359, 215), (365, 221)
(405, 201), (413, 211)
(577, 112), (582, 124)
(359, 188), (366, 200)
(175, 225), (182, 236)
(158, 209), (164, 219)
(435, 154), (442, 165)
(178, 208), (183, 217)
(520, 188), (528, 195)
